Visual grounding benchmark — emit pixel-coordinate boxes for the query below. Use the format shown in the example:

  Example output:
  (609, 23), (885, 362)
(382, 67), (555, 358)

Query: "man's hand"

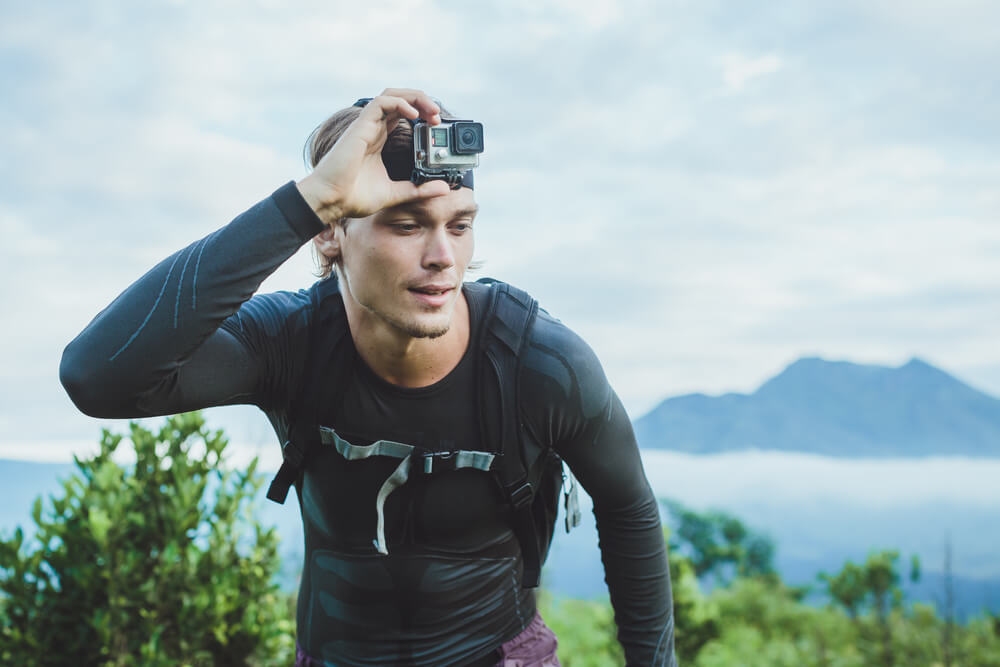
(296, 88), (452, 225)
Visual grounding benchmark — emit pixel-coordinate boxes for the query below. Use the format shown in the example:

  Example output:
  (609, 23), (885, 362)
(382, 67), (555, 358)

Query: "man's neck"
(344, 293), (471, 388)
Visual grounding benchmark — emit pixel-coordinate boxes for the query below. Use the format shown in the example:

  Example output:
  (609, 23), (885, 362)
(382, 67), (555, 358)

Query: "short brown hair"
(305, 106), (422, 170)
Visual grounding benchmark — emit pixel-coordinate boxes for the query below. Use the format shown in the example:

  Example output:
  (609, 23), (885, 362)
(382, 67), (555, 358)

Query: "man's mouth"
(410, 283), (454, 295)
(409, 284), (454, 306)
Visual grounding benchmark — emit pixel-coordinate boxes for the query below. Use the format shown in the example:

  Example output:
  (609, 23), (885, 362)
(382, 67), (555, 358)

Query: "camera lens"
(451, 122), (484, 155)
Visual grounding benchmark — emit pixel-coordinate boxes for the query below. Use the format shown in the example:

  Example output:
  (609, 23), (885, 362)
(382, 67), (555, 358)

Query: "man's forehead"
(382, 191), (478, 218)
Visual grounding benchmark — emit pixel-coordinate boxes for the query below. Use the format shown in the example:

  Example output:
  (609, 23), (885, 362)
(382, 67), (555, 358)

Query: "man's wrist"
(271, 181), (328, 240)
(295, 175), (344, 226)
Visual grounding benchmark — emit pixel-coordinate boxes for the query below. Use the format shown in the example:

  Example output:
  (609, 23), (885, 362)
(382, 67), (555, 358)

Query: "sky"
(1, 0), (998, 463)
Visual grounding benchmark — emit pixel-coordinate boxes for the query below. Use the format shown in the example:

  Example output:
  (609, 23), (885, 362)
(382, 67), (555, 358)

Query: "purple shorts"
(493, 611), (561, 667)
(294, 611), (560, 667)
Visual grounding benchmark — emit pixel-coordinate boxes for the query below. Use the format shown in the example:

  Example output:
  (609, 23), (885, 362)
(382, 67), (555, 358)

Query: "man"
(61, 89), (675, 666)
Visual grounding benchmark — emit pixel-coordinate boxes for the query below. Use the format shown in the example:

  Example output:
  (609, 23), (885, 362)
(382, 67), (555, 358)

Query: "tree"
(669, 549), (721, 662)
(662, 499), (776, 584)
(820, 549), (923, 667)
(692, 577), (861, 667)
(820, 561), (867, 622)
(0, 412), (294, 666)
(864, 550), (901, 667)
(942, 535), (955, 667)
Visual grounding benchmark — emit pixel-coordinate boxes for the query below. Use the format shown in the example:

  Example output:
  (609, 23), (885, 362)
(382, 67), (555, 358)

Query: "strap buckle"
(414, 450), (459, 475)
(266, 440), (305, 505)
(281, 439), (305, 467)
(508, 481), (533, 509)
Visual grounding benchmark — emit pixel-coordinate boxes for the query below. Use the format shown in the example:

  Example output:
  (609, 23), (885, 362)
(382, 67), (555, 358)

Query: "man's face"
(332, 187), (477, 340)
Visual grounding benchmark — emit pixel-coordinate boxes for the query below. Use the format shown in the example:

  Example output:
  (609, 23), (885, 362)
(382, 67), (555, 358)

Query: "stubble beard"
(386, 285), (460, 340)
(400, 321), (450, 340)
(370, 302), (453, 340)
(340, 269), (455, 340)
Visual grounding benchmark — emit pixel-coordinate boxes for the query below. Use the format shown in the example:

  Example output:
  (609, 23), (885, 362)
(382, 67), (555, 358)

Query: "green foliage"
(820, 561), (867, 620)
(656, 502), (1000, 666)
(538, 535), (1000, 666)
(663, 499), (775, 584)
(909, 554), (921, 584)
(694, 576), (863, 667)
(957, 615), (1000, 667)
(0, 412), (294, 666)
(538, 593), (624, 666)
(818, 549), (918, 665)
(669, 550), (720, 662)
(539, 532), (721, 665)
(5, 431), (1000, 666)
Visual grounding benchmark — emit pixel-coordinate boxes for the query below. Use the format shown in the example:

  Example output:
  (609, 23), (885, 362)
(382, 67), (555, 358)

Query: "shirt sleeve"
(519, 310), (677, 667)
(60, 181), (325, 419)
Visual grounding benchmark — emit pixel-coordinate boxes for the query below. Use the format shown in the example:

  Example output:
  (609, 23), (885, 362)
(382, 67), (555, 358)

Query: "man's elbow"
(59, 343), (117, 418)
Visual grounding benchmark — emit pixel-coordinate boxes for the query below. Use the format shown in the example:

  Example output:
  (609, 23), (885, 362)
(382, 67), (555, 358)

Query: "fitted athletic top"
(60, 182), (676, 666)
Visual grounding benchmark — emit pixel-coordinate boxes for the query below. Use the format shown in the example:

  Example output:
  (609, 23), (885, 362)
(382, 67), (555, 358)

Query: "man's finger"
(365, 90), (441, 125)
(379, 88), (441, 118)
(384, 179), (451, 208)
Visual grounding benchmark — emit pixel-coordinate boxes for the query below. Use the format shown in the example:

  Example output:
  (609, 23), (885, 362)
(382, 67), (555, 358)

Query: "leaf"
(30, 497), (42, 526)
(88, 508), (112, 547)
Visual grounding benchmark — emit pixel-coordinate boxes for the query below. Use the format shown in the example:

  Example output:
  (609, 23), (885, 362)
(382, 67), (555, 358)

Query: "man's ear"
(313, 225), (340, 261)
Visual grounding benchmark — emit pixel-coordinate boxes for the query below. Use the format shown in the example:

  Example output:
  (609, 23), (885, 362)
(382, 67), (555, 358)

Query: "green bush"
(539, 593), (624, 666)
(0, 412), (294, 666)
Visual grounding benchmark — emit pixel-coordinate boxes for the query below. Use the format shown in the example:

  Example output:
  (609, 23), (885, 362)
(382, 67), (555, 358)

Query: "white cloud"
(850, 0), (1000, 52)
(641, 450), (999, 508)
(2, 0), (1000, 447)
(720, 53), (783, 91)
(501, 0), (624, 31)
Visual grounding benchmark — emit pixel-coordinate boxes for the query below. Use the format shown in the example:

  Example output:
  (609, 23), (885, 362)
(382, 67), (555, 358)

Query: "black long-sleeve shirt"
(61, 182), (675, 666)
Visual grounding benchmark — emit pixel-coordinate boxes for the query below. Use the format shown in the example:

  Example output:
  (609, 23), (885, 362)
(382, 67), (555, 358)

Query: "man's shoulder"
(223, 284), (324, 339)
(464, 277), (595, 357)
(465, 278), (609, 412)
(254, 278), (341, 315)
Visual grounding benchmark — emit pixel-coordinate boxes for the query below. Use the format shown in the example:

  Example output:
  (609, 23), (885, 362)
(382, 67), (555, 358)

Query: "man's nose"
(422, 227), (455, 270)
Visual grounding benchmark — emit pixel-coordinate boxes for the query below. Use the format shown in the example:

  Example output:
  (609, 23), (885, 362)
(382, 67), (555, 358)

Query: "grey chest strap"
(319, 427), (496, 555)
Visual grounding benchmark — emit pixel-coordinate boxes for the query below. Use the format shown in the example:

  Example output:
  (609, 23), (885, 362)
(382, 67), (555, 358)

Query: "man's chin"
(395, 317), (451, 340)
(420, 326), (450, 340)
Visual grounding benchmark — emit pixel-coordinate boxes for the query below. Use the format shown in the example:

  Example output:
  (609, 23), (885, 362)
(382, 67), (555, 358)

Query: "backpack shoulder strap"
(475, 277), (548, 587)
(266, 276), (351, 504)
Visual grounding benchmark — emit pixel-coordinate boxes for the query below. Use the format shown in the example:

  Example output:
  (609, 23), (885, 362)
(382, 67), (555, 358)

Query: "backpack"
(265, 276), (580, 588)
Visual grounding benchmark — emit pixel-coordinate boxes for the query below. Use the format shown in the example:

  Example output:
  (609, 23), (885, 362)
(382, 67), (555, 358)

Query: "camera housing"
(411, 119), (484, 187)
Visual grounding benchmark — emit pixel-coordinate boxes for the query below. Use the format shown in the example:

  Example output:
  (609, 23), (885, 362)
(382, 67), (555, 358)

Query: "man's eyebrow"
(385, 203), (480, 220)
(451, 205), (480, 219)
(394, 203), (479, 215)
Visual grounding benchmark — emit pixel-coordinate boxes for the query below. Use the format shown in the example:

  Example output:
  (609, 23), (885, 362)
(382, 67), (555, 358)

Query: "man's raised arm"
(59, 184), (324, 418)
(61, 88), (453, 419)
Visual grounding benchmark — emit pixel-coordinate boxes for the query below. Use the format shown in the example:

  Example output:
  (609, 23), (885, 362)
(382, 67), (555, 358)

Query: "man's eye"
(393, 223), (419, 232)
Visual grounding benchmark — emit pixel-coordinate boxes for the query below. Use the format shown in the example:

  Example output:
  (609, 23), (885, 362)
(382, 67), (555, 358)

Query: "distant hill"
(633, 357), (1000, 457)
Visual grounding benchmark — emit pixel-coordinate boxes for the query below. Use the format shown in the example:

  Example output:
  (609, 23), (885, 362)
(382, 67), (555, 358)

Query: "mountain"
(633, 357), (1000, 457)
